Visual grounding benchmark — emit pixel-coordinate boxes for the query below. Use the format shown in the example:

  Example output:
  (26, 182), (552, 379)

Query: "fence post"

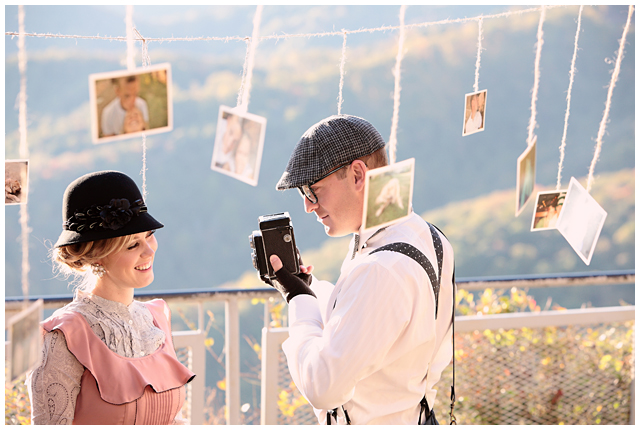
(225, 297), (240, 424)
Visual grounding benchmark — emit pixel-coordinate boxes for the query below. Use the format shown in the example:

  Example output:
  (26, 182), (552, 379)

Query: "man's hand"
(268, 255), (316, 303)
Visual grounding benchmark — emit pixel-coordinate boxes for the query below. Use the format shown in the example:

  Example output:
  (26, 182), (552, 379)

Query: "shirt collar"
(352, 208), (415, 257)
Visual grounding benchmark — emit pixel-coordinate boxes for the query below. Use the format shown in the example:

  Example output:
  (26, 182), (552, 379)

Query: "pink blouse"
(41, 299), (195, 425)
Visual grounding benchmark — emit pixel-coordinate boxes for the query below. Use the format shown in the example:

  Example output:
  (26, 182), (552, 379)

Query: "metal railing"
(5, 269), (635, 425)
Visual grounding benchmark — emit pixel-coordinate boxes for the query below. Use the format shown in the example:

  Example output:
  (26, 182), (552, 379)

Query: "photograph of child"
(362, 158), (414, 232)
(5, 160), (29, 205)
(462, 89), (487, 136)
(211, 106), (266, 186)
(515, 138), (536, 217)
(90, 63), (172, 144)
(556, 177), (608, 266)
(531, 190), (566, 231)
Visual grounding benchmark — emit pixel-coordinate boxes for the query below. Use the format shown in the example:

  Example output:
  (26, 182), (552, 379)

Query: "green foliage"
(5, 372), (31, 425)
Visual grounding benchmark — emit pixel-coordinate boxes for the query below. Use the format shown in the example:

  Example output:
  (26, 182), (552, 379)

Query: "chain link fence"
(274, 321), (634, 425)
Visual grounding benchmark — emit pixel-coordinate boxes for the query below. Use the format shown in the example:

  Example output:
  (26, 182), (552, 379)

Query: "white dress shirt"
(283, 212), (455, 424)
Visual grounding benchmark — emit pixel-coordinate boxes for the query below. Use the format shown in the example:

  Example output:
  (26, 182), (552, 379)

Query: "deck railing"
(5, 269), (634, 425)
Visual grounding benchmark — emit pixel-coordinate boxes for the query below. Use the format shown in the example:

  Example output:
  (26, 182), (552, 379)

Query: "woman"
(27, 170), (195, 425)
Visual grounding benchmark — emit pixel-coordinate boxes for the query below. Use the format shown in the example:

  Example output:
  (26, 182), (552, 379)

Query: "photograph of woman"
(26, 170), (195, 425)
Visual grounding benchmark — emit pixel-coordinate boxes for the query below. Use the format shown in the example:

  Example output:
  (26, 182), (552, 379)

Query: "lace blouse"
(27, 290), (177, 425)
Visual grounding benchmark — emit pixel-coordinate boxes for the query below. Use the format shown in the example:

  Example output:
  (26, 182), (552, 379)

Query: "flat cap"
(276, 115), (386, 190)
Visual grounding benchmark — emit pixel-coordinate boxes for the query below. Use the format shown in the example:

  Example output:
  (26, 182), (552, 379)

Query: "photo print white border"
(89, 63), (173, 144)
(5, 159), (29, 206)
(210, 105), (267, 187)
(362, 157), (415, 233)
(555, 177), (608, 266)
(530, 190), (567, 232)
(462, 89), (487, 136)
(515, 137), (536, 217)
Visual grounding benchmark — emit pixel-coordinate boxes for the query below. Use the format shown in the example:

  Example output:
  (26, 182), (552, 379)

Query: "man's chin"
(324, 225), (352, 238)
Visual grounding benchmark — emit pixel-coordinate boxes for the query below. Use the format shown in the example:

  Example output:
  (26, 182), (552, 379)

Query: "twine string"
(4, 6), (563, 44)
(133, 26), (149, 199)
(473, 17), (484, 93)
(586, 5), (634, 193)
(388, 5), (407, 165)
(17, 5), (31, 302)
(125, 5), (135, 70)
(237, 5), (264, 113)
(526, 6), (546, 148)
(337, 31), (348, 115)
(556, 5), (583, 191)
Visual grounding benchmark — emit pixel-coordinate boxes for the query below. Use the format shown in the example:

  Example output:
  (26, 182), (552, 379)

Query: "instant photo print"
(515, 138), (536, 217)
(7, 299), (43, 382)
(462, 89), (487, 136)
(362, 158), (415, 232)
(556, 177), (607, 266)
(5, 160), (29, 205)
(211, 105), (267, 187)
(89, 63), (173, 144)
(531, 190), (566, 231)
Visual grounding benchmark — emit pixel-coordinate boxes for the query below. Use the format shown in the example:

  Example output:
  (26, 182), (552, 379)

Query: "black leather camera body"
(249, 212), (300, 281)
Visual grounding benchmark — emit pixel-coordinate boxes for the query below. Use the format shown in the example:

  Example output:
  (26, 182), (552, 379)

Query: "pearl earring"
(91, 263), (106, 278)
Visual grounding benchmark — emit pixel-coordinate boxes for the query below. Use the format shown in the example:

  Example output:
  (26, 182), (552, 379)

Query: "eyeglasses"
(298, 162), (351, 204)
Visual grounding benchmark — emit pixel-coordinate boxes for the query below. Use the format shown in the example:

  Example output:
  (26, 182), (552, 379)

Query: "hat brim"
(54, 212), (164, 248)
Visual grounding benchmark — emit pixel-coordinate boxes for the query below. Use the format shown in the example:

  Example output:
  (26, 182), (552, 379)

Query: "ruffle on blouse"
(41, 299), (195, 405)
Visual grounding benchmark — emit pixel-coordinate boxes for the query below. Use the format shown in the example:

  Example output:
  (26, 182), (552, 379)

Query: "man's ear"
(351, 160), (368, 191)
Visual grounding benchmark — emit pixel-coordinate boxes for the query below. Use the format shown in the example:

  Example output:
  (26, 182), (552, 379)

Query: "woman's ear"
(351, 160), (368, 192)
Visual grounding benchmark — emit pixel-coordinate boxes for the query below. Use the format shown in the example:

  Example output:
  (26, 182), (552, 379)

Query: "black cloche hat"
(275, 114), (387, 190)
(54, 171), (164, 248)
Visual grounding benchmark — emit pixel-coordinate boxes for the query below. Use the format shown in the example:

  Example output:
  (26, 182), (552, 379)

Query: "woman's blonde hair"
(52, 235), (133, 291)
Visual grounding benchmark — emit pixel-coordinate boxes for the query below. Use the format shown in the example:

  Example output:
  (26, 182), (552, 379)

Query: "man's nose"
(303, 196), (318, 214)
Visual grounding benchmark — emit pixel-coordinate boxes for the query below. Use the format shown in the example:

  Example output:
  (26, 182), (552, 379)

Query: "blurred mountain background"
(5, 5), (635, 308)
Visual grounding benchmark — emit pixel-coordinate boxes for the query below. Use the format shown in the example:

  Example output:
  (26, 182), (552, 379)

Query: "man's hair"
(112, 75), (139, 87)
(336, 146), (389, 179)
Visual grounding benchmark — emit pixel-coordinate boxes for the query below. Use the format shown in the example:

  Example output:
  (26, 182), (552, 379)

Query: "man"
(101, 75), (149, 137)
(267, 115), (455, 424)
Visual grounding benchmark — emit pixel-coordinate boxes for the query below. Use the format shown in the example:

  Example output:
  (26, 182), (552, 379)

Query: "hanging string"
(236, 5), (263, 113)
(134, 27), (150, 200)
(5, 5), (563, 44)
(473, 17), (484, 93)
(526, 6), (546, 148)
(17, 5), (31, 303)
(388, 5), (407, 165)
(337, 31), (348, 115)
(125, 5), (135, 71)
(556, 5), (583, 191)
(586, 5), (634, 193)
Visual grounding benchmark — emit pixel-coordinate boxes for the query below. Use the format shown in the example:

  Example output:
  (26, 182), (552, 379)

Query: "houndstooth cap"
(276, 115), (387, 190)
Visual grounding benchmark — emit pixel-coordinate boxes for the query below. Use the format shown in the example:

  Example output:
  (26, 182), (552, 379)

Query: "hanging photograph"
(362, 158), (415, 232)
(7, 299), (43, 382)
(462, 89), (487, 136)
(531, 190), (567, 231)
(5, 159), (29, 205)
(210, 105), (267, 187)
(515, 138), (536, 216)
(89, 63), (173, 144)
(556, 177), (608, 266)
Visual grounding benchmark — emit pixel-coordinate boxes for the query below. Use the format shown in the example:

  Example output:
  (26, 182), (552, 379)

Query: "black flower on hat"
(65, 198), (147, 232)
(100, 199), (134, 230)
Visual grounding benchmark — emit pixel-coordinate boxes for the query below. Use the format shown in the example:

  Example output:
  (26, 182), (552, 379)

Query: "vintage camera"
(249, 212), (300, 281)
